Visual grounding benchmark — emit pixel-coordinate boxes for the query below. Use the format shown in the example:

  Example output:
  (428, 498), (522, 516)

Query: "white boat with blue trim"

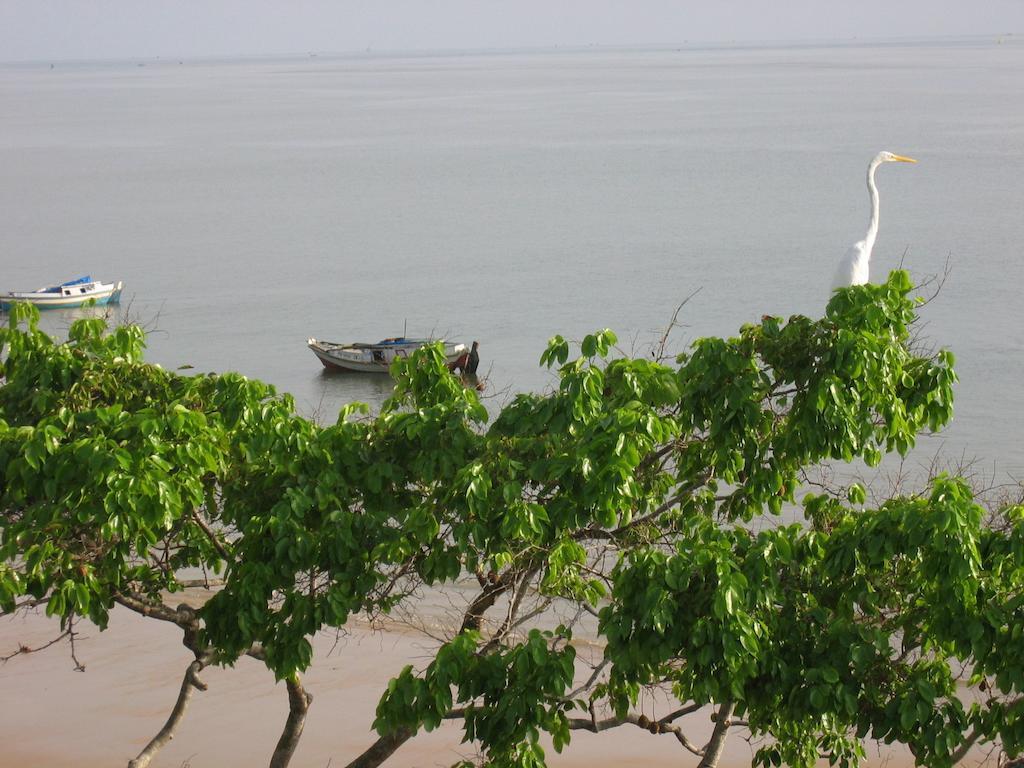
(308, 336), (472, 374)
(1, 276), (124, 310)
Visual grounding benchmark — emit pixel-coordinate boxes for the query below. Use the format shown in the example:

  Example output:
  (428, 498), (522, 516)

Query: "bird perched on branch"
(832, 151), (917, 289)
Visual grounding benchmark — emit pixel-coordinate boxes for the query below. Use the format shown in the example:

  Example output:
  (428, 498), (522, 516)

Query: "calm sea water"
(2, 38), (1023, 478)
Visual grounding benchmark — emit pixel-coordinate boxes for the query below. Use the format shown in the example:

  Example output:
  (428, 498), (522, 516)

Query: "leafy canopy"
(5, 272), (1024, 768)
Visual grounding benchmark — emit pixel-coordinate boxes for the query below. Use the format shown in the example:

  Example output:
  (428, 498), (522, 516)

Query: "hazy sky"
(1, 0), (1022, 61)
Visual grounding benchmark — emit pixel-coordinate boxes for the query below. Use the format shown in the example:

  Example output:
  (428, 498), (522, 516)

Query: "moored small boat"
(0, 276), (124, 310)
(308, 336), (471, 374)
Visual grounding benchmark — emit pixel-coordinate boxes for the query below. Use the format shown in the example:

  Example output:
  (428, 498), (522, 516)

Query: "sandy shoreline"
(1, 606), (919, 768)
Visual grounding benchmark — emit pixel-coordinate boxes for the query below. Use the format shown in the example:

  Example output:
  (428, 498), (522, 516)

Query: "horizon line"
(0, 30), (1017, 67)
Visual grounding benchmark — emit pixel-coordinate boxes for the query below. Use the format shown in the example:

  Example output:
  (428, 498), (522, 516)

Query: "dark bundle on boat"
(466, 340), (480, 375)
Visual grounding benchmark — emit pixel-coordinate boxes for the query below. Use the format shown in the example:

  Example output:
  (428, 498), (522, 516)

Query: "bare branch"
(697, 701), (736, 768)
(507, 597), (554, 635)
(269, 674), (314, 768)
(1, 629), (71, 663)
(127, 653), (212, 768)
(461, 568), (518, 634)
(566, 658), (610, 700)
(653, 289), (701, 363)
(658, 703), (703, 723)
(341, 727), (415, 768)
(190, 506), (234, 564)
(949, 725), (983, 764)
(67, 616), (86, 671)
(565, 710), (705, 757)
(113, 592), (197, 628)
(483, 566), (542, 651)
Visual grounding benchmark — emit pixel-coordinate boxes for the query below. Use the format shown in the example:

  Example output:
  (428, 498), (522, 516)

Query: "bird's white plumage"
(833, 241), (872, 288)
(831, 151), (917, 291)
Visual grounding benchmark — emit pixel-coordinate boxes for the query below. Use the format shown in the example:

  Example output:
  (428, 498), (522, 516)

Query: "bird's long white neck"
(864, 158), (882, 253)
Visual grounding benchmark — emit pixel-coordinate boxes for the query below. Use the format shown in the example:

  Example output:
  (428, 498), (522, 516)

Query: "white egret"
(831, 151), (917, 289)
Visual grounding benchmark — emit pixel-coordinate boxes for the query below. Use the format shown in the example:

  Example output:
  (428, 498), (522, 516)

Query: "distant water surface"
(1, 38), (1022, 478)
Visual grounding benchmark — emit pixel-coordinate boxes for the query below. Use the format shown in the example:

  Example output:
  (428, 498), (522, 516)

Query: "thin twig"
(1, 629), (71, 663)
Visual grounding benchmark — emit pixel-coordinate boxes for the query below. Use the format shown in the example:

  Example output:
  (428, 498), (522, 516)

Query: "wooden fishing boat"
(0, 276), (124, 310)
(308, 336), (471, 374)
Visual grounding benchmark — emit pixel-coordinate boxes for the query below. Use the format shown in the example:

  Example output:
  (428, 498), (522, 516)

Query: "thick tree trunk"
(697, 701), (735, 768)
(127, 656), (210, 768)
(342, 727), (415, 768)
(268, 674), (313, 768)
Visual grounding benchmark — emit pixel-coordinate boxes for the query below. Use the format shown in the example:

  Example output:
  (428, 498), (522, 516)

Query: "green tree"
(3, 271), (1024, 768)
(363, 270), (1004, 768)
(0, 302), (321, 767)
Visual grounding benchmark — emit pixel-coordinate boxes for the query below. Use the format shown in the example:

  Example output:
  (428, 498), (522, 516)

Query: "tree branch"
(950, 725), (982, 764)
(341, 727), (415, 768)
(481, 566), (541, 652)
(113, 591), (196, 628)
(565, 709), (705, 756)
(127, 653), (212, 768)
(460, 572), (513, 633)
(565, 659), (610, 700)
(190, 507), (234, 564)
(658, 703), (703, 723)
(697, 701), (736, 768)
(269, 674), (313, 768)
(1, 629), (71, 663)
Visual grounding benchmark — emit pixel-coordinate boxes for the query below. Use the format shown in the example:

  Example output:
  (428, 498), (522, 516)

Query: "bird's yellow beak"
(892, 154), (917, 163)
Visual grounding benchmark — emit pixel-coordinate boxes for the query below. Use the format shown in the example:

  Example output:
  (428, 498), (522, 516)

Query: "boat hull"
(308, 338), (469, 374)
(1, 281), (123, 310)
